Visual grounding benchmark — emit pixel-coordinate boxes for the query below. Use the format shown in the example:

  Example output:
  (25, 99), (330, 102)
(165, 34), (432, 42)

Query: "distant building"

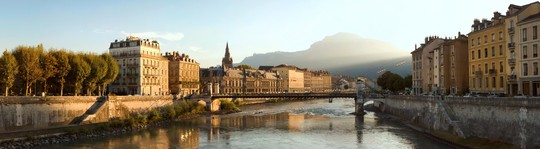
(304, 70), (331, 92)
(164, 51), (200, 96)
(200, 43), (285, 94)
(436, 33), (469, 95)
(109, 36), (169, 95)
(411, 37), (445, 95)
(271, 64), (305, 92)
(222, 42), (233, 70)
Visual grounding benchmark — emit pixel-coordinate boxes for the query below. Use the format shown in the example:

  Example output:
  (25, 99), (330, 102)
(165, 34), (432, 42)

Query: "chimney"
(473, 19), (480, 25)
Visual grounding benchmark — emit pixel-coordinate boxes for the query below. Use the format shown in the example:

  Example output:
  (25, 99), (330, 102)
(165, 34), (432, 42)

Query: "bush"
(163, 105), (177, 119)
(220, 100), (240, 112)
(148, 109), (161, 122)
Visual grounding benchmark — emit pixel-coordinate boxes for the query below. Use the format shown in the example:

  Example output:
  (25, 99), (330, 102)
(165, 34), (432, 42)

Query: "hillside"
(239, 32), (411, 78)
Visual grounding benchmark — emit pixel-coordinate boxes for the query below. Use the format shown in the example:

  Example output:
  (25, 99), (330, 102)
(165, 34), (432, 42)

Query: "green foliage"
(233, 99), (243, 106)
(40, 50), (59, 93)
(220, 100), (240, 112)
(99, 53), (119, 96)
(51, 49), (71, 96)
(12, 45), (43, 96)
(377, 71), (409, 92)
(235, 64), (255, 70)
(82, 54), (108, 96)
(163, 105), (177, 119)
(68, 53), (91, 96)
(0, 50), (19, 96)
(148, 109), (161, 122)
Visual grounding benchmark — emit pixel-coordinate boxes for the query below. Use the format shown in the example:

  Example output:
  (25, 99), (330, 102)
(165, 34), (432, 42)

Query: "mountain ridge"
(238, 32), (411, 78)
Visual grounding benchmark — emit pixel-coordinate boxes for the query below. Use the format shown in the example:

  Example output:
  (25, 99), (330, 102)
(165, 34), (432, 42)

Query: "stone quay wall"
(0, 96), (174, 133)
(381, 96), (540, 149)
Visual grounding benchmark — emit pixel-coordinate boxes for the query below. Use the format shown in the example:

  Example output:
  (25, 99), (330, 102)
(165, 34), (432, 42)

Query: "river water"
(39, 98), (452, 149)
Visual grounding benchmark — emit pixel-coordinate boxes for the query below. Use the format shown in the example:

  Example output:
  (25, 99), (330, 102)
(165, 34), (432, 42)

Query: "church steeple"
(222, 42), (233, 69)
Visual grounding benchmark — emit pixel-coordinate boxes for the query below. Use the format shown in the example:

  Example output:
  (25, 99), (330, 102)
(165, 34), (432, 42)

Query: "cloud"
(121, 31), (184, 41)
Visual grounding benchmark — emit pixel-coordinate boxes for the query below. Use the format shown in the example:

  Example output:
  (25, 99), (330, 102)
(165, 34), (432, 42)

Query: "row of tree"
(0, 44), (119, 96)
(376, 71), (412, 93)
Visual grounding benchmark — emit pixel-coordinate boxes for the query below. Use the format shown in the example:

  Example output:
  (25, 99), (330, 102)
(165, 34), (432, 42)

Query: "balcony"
(126, 64), (139, 68)
(115, 53), (142, 58)
(143, 64), (159, 68)
(144, 73), (161, 77)
(489, 69), (497, 75)
(508, 27), (515, 34)
(508, 75), (517, 81)
(508, 58), (516, 65)
(475, 70), (483, 76)
(508, 42), (515, 49)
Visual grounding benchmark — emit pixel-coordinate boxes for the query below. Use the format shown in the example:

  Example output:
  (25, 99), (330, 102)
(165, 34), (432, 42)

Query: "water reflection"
(39, 99), (452, 149)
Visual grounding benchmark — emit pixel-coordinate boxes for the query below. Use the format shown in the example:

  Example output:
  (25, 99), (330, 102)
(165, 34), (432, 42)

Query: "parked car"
(487, 93), (498, 98)
(514, 94), (527, 98)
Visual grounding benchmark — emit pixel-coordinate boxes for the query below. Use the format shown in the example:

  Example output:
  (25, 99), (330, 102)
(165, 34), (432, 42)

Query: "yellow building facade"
(468, 12), (507, 95)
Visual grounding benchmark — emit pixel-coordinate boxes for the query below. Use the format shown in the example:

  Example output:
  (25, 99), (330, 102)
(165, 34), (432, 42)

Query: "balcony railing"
(508, 75), (517, 81)
(126, 64), (139, 68)
(475, 70), (483, 76)
(489, 69), (497, 75)
(143, 64), (159, 68)
(508, 58), (516, 65)
(508, 42), (515, 49)
(144, 73), (161, 77)
(508, 27), (515, 34)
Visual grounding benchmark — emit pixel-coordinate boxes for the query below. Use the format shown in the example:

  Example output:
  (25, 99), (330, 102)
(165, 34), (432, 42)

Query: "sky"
(0, 0), (535, 67)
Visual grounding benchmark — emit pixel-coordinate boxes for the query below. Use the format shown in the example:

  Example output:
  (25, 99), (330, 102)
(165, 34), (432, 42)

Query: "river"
(38, 98), (453, 149)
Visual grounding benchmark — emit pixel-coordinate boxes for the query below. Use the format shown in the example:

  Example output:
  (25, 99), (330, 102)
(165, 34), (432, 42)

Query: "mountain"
(239, 32), (411, 78)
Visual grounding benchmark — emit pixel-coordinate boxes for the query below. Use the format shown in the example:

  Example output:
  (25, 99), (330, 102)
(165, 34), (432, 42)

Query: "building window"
(491, 62), (495, 72)
(534, 44), (538, 57)
(484, 48), (488, 58)
(524, 46), (528, 59)
(492, 77), (496, 88)
(491, 33), (495, 41)
(499, 45), (503, 56)
(484, 35), (488, 43)
(523, 28), (528, 42)
(472, 65), (475, 74)
(511, 35), (515, 43)
(535, 62), (539, 76)
(484, 63), (488, 74)
(478, 37), (481, 45)
(500, 61), (504, 73)
(500, 76), (504, 88)
(534, 26), (538, 40)
(524, 63), (529, 76)
(478, 50), (481, 59)
(491, 47), (495, 57)
(499, 31), (503, 40)
(485, 77), (488, 88)
(472, 51), (475, 60)
(472, 39), (475, 46)
(479, 78), (482, 88)
(472, 78), (476, 88)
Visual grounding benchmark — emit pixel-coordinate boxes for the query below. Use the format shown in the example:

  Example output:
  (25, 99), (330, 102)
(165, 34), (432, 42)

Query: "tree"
(0, 50), (19, 96)
(68, 53), (91, 96)
(82, 54), (107, 96)
(12, 45), (43, 96)
(377, 71), (405, 92)
(51, 49), (71, 96)
(235, 64), (254, 70)
(40, 50), (58, 94)
(99, 53), (118, 96)
(403, 75), (412, 89)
